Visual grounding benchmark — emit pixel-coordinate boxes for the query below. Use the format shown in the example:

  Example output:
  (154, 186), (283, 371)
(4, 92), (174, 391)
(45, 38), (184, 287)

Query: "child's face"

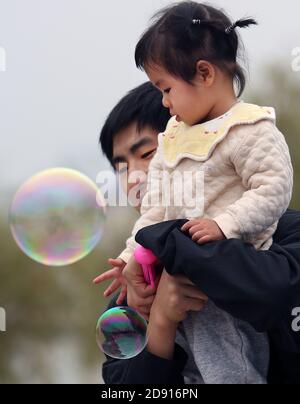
(112, 122), (159, 211)
(146, 64), (215, 126)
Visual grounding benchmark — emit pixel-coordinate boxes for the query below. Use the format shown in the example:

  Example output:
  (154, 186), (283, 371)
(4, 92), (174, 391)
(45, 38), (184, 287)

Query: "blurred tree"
(0, 206), (137, 383)
(248, 65), (300, 209)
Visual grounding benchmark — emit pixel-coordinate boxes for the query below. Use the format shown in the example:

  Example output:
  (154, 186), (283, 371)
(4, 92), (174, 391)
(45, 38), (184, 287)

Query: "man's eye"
(163, 88), (171, 94)
(142, 149), (156, 159)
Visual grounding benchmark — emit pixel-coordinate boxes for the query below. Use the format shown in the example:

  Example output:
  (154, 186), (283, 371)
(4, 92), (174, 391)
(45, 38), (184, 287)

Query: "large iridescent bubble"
(10, 168), (106, 266)
(96, 307), (148, 360)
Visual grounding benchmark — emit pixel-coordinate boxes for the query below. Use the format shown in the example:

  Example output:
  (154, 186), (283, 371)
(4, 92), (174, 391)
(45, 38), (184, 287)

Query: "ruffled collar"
(159, 102), (276, 168)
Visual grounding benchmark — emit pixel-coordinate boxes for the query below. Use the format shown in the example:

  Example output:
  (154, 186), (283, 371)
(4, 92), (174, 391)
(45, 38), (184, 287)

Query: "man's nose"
(128, 165), (147, 184)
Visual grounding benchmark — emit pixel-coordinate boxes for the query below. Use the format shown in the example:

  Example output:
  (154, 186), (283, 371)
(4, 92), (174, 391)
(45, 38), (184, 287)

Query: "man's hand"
(150, 270), (208, 325)
(123, 255), (159, 320)
(93, 258), (127, 305)
(146, 270), (208, 360)
(181, 218), (225, 245)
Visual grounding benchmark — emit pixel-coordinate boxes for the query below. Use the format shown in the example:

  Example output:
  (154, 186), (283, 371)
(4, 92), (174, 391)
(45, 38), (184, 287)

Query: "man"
(97, 82), (300, 384)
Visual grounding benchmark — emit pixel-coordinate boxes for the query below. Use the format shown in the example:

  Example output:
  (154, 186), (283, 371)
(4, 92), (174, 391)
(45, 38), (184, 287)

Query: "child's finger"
(108, 258), (125, 268)
(181, 221), (195, 232)
(181, 220), (202, 232)
(127, 288), (155, 309)
(189, 225), (205, 235)
(93, 271), (114, 285)
(135, 283), (157, 299)
(116, 286), (127, 305)
(197, 235), (212, 245)
(103, 279), (122, 297)
(93, 268), (119, 284)
(133, 293), (156, 307)
(192, 230), (207, 242)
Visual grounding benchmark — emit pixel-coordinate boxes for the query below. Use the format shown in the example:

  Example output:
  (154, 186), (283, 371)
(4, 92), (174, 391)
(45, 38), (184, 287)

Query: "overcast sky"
(0, 0), (300, 195)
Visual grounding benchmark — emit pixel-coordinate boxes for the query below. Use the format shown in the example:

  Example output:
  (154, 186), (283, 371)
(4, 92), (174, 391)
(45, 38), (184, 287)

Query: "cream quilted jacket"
(119, 102), (293, 263)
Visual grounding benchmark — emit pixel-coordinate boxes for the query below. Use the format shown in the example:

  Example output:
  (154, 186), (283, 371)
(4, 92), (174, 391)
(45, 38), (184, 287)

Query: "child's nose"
(162, 95), (171, 109)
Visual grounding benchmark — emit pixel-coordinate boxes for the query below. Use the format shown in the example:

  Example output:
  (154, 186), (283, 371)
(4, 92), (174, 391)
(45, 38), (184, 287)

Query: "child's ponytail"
(225, 18), (258, 34)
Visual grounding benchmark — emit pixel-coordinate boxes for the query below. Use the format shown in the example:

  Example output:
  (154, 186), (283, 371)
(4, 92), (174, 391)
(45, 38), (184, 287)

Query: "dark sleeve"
(102, 296), (188, 385)
(135, 209), (300, 334)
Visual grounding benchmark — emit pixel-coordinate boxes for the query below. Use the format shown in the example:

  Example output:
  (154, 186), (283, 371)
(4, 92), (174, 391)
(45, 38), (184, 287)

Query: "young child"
(115, 2), (293, 384)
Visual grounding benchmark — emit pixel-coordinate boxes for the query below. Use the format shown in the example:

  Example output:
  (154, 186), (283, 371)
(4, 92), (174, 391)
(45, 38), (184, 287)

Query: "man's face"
(112, 122), (159, 211)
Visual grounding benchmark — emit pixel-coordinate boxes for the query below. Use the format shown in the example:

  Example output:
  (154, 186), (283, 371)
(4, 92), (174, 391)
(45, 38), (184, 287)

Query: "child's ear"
(195, 60), (215, 87)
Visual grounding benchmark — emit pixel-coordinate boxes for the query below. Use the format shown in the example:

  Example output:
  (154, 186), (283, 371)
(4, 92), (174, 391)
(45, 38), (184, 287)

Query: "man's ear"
(195, 60), (215, 87)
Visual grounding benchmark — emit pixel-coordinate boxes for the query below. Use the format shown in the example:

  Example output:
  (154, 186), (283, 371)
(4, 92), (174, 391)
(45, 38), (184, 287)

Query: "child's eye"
(163, 88), (171, 94)
(142, 149), (157, 159)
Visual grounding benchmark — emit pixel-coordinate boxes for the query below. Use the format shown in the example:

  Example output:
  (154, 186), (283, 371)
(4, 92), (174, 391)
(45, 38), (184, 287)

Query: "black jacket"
(103, 209), (300, 384)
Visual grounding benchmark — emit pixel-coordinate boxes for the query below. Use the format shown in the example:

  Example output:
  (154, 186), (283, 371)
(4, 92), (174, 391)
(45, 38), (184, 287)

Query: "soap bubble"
(10, 168), (106, 266)
(96, 307), (148, 360)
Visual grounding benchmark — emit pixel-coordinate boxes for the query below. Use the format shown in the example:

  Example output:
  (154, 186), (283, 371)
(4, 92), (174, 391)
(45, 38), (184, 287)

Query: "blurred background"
(0, 0), (299, 383)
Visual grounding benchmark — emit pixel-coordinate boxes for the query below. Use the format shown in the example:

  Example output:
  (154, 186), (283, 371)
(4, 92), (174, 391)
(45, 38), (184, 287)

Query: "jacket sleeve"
(214, 121), (293, 242)
(135, 209), (300, 333)
(118, 148), (166, 263)
(102, 296), (188, 384)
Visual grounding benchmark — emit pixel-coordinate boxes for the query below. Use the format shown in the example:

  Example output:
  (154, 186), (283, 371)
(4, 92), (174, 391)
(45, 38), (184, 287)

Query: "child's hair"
(99, 82), (171, 168)
(135, 1), (258, 97)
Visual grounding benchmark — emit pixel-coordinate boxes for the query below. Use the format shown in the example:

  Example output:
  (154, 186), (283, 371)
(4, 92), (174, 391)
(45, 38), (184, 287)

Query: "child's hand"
(123, 255), (159, 320)
(181, 218), (225, 245)
(93, 258), (127, 305)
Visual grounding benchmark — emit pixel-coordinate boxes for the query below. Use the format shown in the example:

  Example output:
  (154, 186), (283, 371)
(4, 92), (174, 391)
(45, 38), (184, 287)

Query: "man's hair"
(100, 82), (171, 168)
